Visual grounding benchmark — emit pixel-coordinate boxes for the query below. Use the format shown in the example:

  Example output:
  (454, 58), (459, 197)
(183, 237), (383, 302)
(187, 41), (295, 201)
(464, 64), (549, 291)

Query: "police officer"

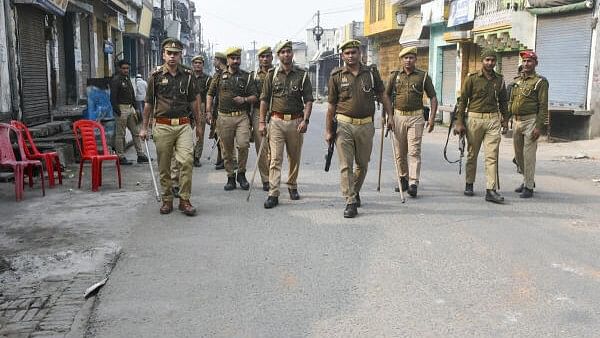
(509, 50), (548, 198)
(210, 52), (228, 170)
(191, 55), (212, 167)
(110, 59), (148, 165)
(326, 39), (391, 218)
(139, 38), (201, 216)
(385, 46), (438, 198)
(206, 47), (257, 191)
(454, 48), (509, 203)
(259, 40), (314, 209)
(252, 46), (274, 191)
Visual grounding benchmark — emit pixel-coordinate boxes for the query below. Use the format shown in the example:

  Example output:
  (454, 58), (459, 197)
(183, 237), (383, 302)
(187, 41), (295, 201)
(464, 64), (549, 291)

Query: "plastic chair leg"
(38, 163), (45, 197)
(44, 156), (55, 187)
(98, 160), (103, 187)
(116, 159), (122, 189)
(78, 160), (84, 188)
(92, 158), (99, 192)
(15, 166), (24, 201)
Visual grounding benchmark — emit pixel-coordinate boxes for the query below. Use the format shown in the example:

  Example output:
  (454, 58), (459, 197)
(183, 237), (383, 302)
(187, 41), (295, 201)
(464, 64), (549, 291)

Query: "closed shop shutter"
(441, 46), (457, 106)
(56, 16), (67, 107)
(17, 6), (50, 125)
(500, 52), (519, 84)
(536, 11), (593, 109)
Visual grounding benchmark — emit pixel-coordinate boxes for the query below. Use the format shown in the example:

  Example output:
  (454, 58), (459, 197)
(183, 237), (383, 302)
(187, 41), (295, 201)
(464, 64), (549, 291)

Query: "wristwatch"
(303, 118), (309, 124)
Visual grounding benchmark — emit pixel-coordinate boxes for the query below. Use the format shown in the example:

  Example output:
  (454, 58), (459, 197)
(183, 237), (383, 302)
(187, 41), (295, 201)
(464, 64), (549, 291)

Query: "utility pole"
(199, 16), (203, 54)
(312, 10), (323, 100)
(251, 40), (256, 70)
(160, 0), (165, 62)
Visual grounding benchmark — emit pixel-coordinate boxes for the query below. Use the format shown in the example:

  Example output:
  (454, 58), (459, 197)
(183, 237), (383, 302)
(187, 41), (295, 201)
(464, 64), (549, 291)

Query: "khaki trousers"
(513, 115), (537, 189)
(268, 117), (303, 197)
(392, 114), (425, 185)
(193, 104), (206, 160)
(115, 104), (143, 156)
(465, 112), (501, 190)
(216, 114), (250, 176)
(336, 121), (375, 204)
(252, 111), (270, 183)
(153, 123), (194, 201)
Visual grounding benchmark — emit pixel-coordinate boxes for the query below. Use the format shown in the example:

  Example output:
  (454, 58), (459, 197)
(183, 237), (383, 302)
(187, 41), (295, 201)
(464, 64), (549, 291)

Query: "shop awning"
(398, 14), (430, 48)
(66, 0), (92, 13)
(109, 0), (128, 14)
(13, 0), (69, 16)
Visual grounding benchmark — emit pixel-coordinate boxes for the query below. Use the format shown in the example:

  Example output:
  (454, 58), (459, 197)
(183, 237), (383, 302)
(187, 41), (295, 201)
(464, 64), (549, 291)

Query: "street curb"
(66, 249), (123, 338)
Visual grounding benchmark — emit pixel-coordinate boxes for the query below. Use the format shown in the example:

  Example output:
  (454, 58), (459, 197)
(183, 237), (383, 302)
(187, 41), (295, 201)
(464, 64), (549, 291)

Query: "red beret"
(519, 50), (538, 60)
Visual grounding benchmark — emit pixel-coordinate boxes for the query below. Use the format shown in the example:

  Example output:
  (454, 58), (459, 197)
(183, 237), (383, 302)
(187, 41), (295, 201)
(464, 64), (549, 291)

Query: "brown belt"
(271, 111), (303, 121)
(513, 113), (536, 121)
(155, 117), (190, 126)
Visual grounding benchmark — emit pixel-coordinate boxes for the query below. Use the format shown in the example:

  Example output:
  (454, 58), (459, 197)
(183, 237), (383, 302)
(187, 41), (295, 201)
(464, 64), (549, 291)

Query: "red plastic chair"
(73, 120), (121, 192)
(0, 123), (45, 201)
(11, 120), (63, 188)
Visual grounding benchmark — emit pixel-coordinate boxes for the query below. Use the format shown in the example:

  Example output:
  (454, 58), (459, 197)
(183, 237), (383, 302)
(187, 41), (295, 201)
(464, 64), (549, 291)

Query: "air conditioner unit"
(396, 12), (408, 26)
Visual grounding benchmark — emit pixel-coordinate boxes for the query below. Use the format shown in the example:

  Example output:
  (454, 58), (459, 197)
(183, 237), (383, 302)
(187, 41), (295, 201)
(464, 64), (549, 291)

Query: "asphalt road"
(87, 104), (600, 337)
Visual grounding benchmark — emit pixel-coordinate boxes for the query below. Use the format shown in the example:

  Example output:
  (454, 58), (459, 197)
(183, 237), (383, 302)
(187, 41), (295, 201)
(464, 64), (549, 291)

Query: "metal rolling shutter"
(17, 5), (50, 125)
(441, 47), (457, 106)
(500, 53), (519, 83)
(56, 15), (67, 107)
(536, 11), (593, 109)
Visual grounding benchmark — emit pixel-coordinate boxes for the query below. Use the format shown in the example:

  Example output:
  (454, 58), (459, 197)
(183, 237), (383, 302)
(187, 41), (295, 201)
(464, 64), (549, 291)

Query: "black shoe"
(408, 184), (418, 198)
(171, 186), (180, 198)
(485, 189), (505, 204)
(224, 176), (236, 191)
(137, 154), (149, 163)
(394, 177), (409, 192)
(215, 161), (224, 170)
(119, 157), (133, 165)
(355, 193), (361, 208)
(264, 196), (278, 209)
(193, 158), (202, 167)
(343, 203), (358, 218)
(464, 183), (474, 196)
(520, 187), (534, 198)
(236, 172), (250, 190)
(515, 183), (524, 193)
(288, 188), (300, 200)
(262, 182), (269, 192)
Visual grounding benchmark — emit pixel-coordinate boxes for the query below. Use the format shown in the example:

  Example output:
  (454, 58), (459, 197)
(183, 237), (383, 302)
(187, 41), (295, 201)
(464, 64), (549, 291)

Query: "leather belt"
(513, 113), (536, 121)
(218, 111), (245, 117)
(336, 114), (373, 125)
(468, 112), (500, 119)
(394, 108), (423, 117)
(155, 117), (190, 126)
(271, 111), (303, 121)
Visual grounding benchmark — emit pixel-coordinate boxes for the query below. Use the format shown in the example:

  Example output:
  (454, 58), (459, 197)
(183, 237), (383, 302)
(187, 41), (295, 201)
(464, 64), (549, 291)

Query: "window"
(370, 0), (377, 23)
(378, 0), (385, 20)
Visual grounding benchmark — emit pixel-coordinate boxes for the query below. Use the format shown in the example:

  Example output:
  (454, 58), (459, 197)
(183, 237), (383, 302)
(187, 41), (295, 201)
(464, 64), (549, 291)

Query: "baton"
(376, 116), (385, 192)
(144, 139), (161, 202)
(389, 129), (406, 203)
(246, 131), (268, 202)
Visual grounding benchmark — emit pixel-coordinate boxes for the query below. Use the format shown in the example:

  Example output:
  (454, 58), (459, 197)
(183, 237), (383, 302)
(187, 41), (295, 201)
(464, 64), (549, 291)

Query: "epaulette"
(293, 65), (307, 73)
(467, 72), (477, 77)
(330, 67), (343, 76)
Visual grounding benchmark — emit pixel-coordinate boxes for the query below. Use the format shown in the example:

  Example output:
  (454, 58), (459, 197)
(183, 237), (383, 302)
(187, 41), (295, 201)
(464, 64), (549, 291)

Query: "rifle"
(324, 117), (337, 172)
(388, 126), (406, 203)
(376, 102), (384, 191)
(443, 102), (465, 174)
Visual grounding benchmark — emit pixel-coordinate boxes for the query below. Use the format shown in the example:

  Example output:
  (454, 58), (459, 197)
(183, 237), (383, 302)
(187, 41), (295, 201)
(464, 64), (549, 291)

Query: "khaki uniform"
(260, 66), (314, 197)
(110, 74), (143, 157)
(145, 64), (198, 202)
(509, 72), (548, 190)
(252, 68), (272, 184)
(193, 72), (211, 161)
(385, 68), (436, 186)
(328, 65), (384, 204)
(207, 68), (257, 177)
(457, 70), (508, 190)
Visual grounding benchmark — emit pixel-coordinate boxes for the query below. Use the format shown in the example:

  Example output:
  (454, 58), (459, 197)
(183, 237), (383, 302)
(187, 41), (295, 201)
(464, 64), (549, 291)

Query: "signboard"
(13, 0), (70, 16)
(448, 0), (476, 27)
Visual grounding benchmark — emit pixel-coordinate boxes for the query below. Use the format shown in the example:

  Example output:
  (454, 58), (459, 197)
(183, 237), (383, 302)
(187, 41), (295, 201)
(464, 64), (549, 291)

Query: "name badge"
(161, 78), (169, 85)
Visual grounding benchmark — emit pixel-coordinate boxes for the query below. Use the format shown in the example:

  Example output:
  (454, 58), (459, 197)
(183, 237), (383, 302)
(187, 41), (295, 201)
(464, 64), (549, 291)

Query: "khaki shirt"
(110, 74), (135, 108)
(145, 64), (198, 118)
(253, 67), (271, 110)
(457, 70), (508, 124)
(385, 68), (436, 111)
(207, 69), (257, 113)
(327, 65), (385, 118)
(260, 66), (314, 114)
(509, 72), (549, 129)
(194, 72), (211, 101)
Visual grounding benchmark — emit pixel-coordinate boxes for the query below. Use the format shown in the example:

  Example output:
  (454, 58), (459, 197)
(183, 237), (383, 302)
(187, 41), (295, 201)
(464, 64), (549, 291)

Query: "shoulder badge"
(330, 67), (343, 76)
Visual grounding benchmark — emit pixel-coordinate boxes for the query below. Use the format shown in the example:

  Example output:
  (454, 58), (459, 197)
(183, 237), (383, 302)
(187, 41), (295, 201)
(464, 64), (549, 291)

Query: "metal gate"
(500, 52), (520, 84)
(536, 11), (593, 109)
(441, 46), (457, 106)
(17, 5), (50, 125)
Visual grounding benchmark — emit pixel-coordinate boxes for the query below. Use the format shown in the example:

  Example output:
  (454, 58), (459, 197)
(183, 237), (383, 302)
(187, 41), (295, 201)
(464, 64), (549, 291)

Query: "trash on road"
(84, 277), (108, 299)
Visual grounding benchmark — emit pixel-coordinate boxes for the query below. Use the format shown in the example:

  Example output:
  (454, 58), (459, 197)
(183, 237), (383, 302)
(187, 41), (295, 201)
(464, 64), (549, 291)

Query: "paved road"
(88, 104), (600, 337)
